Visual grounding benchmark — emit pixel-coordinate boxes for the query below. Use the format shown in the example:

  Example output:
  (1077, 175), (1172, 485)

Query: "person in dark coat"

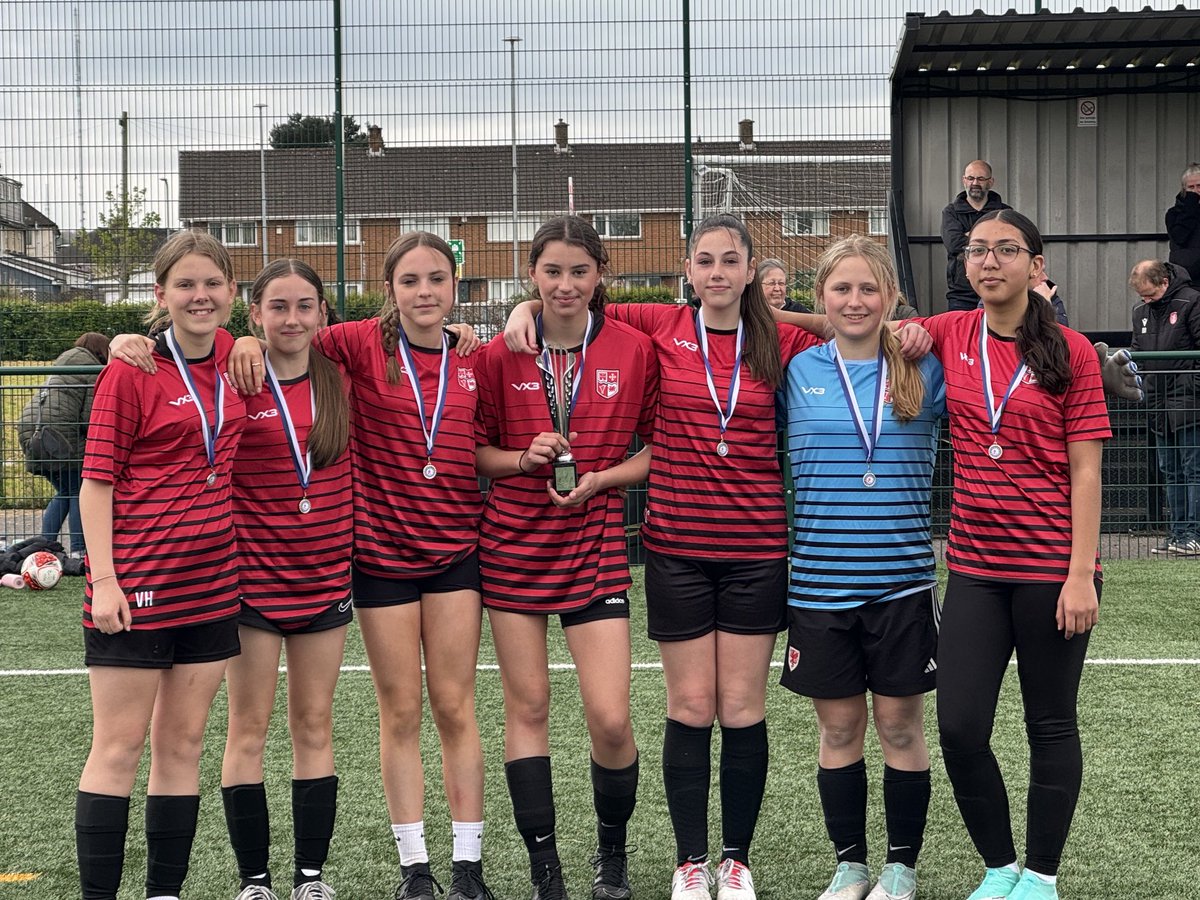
(1129, 260), (1200, 555)
(940, 160), (1011, 312)
(1166, 162), (1200, 283)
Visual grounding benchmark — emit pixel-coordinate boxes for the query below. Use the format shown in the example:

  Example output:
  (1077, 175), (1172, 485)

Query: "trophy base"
(553, 459), (578, 494)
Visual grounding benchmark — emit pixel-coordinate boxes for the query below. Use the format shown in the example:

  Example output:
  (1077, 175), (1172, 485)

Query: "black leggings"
(936, 572), (1098, 876)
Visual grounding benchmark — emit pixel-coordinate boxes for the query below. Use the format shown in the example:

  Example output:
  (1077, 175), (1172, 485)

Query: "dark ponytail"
(973, 208), (1071, 395)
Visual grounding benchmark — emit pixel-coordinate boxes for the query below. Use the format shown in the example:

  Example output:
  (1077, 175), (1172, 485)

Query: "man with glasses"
(940, 160), (1011, 312)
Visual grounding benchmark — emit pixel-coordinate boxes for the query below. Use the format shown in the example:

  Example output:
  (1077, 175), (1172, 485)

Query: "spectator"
(1128, 259), (1200, 555)
(757, 258), (810, 313)
(941, 160), (1011, 312)
(1166, 162), (1200, 283)
(16, 332), (110, 556)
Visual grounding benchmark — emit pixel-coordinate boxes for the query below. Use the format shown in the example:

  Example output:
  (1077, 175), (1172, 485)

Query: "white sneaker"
(671, 861), (714, 900)
(715, 859), (755, 900)
(291, 882), (336, 900)
(818, 862), (871, 900)
(865, 863), (916, 900)
(235, 886), (280, 900)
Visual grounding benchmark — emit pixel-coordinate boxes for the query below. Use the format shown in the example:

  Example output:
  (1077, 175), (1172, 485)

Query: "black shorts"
(644, 550), (788, 642)
(238, 597), (353, 635)
(352, 551), (481, 608)
(494, 591), (630, 628)
(779, 586), (940, 699)
(84, 616), (241, 669)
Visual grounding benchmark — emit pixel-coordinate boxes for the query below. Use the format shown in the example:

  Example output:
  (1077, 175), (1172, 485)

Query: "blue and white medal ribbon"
(536, 310), (593, 419)
(263, 352), (316, 513)
(165, 326), (225, 488)
(694, 309), (743, 457)
(831, 341), (887, 487)
(978, 314), (1028, 460)
(395, 326), (449, 479)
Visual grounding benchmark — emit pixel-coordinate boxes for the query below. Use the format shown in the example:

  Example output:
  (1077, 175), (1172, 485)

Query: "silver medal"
(206, 470), (217, 487)
(988, 442), (1003, 460)
(298, 497), (312, 514)
(422, 462), (438, 480)
(716, 440), (729, 457)
(862, 471), (877, 488)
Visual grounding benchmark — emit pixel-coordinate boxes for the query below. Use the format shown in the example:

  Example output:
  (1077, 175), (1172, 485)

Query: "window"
(395, 217), (450, 239)
(592, 212), (641, 239)
(612, 275), (661, 289)
(782, 209), (831, 237)
(868, 207), (888, 235)
(487, 278), (524, 302)
(296, 219), (360, 245)
(487, 217), (539, 243)
(208, 221), (257, 246)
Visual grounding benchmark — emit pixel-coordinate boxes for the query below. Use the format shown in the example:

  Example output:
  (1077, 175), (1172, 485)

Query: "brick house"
(178, 132), (889, 303)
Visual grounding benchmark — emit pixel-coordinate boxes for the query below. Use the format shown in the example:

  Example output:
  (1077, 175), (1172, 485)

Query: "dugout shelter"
(891, 5), (1200, 337)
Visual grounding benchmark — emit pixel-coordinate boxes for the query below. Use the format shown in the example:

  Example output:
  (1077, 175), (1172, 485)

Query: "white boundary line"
(2, 658), (1198, 678)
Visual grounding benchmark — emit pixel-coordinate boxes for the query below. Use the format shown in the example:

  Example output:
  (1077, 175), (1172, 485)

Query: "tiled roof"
(180, 140), (890, 221)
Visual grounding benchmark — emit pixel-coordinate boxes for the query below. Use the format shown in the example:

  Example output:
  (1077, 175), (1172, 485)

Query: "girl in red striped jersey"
(923, 210), (1108, 900)
(221, 260), (351, 900)
(502, 215), (937, 900)
(475, 216), (659, 900)
(76, 231), (246, 900)
(226, 234), (491, 900)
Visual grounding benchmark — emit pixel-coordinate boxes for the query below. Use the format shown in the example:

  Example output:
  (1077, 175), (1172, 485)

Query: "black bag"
(21, 389), (75, 475)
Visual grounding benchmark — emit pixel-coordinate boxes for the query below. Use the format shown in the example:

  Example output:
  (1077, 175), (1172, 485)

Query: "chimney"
(367, 124), (385, 157)
(738, 118), (755, 152)
(554, 118), (571, 155)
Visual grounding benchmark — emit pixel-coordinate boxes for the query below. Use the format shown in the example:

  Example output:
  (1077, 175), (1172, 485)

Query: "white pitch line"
(2, 658), (1199, 678)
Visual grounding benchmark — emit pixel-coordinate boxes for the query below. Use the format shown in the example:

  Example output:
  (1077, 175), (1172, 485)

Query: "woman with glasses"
(924, 209), (1109, 900)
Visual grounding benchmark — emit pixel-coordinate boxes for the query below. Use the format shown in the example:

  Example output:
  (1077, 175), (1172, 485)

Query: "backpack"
(18, 388), (75, 476)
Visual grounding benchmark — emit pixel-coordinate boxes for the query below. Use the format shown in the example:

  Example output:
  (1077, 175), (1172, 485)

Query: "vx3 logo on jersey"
(798, 386), (826, 395)
(674, 338), (699, 352)
(248, 408), (279, 421)
(168, 394), (196, 407)
(511, 382), (541, 391)
(959, 351), (975, 366)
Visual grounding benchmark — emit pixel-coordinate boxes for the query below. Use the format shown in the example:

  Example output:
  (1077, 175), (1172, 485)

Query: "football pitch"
(0, 561), (1195, 899)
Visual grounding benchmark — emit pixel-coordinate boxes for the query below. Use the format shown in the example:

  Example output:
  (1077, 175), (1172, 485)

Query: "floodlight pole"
(255, 102), (269, 268)
(505, 36), (522, 297)
(159, 177), (171, 230)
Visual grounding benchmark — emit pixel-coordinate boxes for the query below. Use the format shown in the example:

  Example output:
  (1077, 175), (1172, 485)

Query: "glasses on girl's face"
(962, 244), (1031, 264)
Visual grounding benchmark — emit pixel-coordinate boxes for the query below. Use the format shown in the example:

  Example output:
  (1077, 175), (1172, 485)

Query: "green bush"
(608, 286), (677, 305)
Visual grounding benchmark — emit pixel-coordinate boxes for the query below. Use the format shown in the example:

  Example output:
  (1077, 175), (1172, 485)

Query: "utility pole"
(255, 103), (269, 267)
(119, 111), (129, 300)
(505, 36), (522, 298)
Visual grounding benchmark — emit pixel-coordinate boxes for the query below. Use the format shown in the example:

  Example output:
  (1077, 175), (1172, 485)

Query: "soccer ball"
(20, 550), (63, 591)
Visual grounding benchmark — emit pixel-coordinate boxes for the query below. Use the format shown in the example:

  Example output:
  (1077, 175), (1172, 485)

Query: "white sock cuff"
(392, 820), (429, 865)
(452, 819), (484, 862)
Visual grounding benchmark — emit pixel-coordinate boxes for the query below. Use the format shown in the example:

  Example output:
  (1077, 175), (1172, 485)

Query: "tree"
(269, 113), (368, 149)
(78, 186), (161, 299)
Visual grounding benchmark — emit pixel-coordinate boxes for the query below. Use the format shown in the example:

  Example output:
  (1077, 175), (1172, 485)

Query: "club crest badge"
(457, 367), (477, 391)
(787, 646), (800, 672)
(1170, 311), (1179, 326)
(883, 380), (892, 405)
(596, 369), (620, 399)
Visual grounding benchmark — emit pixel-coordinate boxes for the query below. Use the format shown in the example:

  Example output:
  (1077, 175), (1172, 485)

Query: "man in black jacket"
(1166, 162), (1200, 283)
(1129, 260), (1200, 555)
(940, 160), (1011, 312)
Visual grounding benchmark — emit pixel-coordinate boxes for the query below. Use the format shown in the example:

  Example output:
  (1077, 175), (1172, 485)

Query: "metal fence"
(2, 358), (1196, 561)
(1, 0), (1191, 341)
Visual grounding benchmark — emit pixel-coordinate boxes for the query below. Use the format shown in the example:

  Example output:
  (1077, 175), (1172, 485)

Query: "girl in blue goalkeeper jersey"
(780, 236), (944, 900)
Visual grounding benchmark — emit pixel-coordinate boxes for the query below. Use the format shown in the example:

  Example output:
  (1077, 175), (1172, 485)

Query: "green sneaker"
(965, 867), (1021, 900)
(866, 863), (916, 900)
(1004, 871), (1058, 900)
(818, 862), (871, 900)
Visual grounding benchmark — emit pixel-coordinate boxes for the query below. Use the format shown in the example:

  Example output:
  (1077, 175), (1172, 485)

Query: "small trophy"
(535, 346), (578, 493)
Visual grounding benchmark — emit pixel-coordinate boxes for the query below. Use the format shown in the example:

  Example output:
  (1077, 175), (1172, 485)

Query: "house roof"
(21, 201), (58, 231)
(179, 139), (890, 221)
(0, 251), (91, 287)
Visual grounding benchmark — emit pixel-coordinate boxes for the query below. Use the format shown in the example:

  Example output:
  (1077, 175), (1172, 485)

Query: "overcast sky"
(0, 0), (1190, 229)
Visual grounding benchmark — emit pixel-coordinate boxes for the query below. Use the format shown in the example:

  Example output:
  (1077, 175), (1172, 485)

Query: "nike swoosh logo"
(889, 845), (911, 851)
(535, 832), (554, 843)
(836, 844), (857, 856)
(338, 600), (352, 613)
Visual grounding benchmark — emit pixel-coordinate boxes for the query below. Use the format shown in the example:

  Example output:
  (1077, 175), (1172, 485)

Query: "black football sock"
(76, 790), (130, 900)
(663, 718), (712, 866)
(293, 775), (338, 886)
(883, 765), (930, 868)
(718, 720), (768, 866)
(144, 794), (200, 898)
(505, 756), (559, 875)
(222, 783), (271, 889)
(816, 758), (869, 865)
(592, 755), (639, 850)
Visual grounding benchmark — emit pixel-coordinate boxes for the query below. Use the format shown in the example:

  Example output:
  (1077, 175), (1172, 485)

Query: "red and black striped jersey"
(233, 372), (353, 629)
(476, 317), (658, 612)
(922, 310), (1111, 581)
(610, 303), (818, 560)
(315, 319), (483, 578)
(82, 329), (246, 629)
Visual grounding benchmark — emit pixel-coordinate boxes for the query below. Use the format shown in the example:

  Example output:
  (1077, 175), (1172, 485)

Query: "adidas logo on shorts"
(924, 658), (937, 674)
(603, 596), (626, 605)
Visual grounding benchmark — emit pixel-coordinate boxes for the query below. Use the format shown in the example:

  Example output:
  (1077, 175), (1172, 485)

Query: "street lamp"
(159, 176), (171, 230)
(504, 36), (522, 298)
(254, 102), (269, 267)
